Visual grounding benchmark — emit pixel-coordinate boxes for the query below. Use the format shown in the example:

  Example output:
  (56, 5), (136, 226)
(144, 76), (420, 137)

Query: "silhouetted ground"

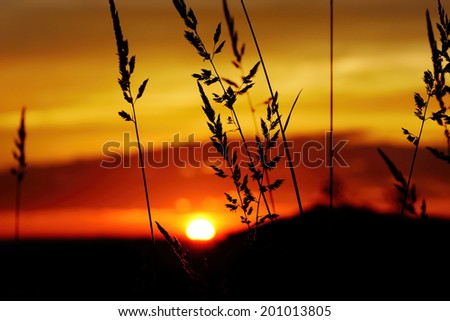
(1, 206), (449, 300)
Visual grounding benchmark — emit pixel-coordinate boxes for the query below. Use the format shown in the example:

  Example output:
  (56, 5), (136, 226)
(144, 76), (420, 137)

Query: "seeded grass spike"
(172, 0), (280, 238)
(240, 0), (304, 216)
(378, 148), (426, 218)
(155, 222), (201, 283)
(173, 0), (290, 246)
(424, 0), (450, 162)
(11, 107), (27, 242)
(222, 0), (280, 215)
(109, 0), (155, 249)
(399, 1), (450, 215)
(222, 0), (258, 132)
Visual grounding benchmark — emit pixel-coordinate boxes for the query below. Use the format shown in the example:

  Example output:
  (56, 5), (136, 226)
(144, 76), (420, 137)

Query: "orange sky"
(0, 135), (448, 240)
(0, 0), (446, 167)
(1, 0), (449, 239)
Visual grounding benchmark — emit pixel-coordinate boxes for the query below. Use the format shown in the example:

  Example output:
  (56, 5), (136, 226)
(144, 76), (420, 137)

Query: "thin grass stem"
(329, 0), (334, 212)
(15, 181), (21, 242)
(130, 100), (156, 247)
(109, 0), (157, 278)
(11, 107), (26, 242)
(401, 95), (431, 216)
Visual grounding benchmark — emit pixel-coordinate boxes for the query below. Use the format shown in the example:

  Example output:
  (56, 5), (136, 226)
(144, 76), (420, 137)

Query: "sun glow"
(186, 219), (216, 241)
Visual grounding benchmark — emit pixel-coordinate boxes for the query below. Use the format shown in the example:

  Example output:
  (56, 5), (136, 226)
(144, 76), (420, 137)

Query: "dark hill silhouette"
(1, 205), (449, 300)
(213, 205), (450, 300)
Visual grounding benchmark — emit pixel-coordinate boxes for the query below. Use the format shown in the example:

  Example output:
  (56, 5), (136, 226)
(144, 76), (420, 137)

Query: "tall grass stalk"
(155, 222), (201, 283)
(378, 148), (426, 217)
(214, 71), (275, 226)
(172, 0), (279, 234)
(379, 1), (450, 217)
(329, 0), (334, 212)
(11, 107), (27, 242)
(222, 0), (259, 136)
(400, 11), (434, 216)
(108, 0), (156, 249)
(427, 0), (450, 161)
(222, 0), (277, 214)
(240, 0), (304, 215)
(401, 94), (431, 216)
(400, 1), (450, 215)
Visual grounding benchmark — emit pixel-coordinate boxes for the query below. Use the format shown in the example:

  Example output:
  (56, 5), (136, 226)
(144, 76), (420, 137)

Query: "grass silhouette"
(172, 0), (289, 241)
(383, 0), (450, 216)
(108, 0), (156, 264)
(329, 0), (334, 213)
(378, 148), (427, 217)
(155, 221), (206, 293)
(240, 0), (304, 216)
(222, 0), (279, 214)
(425, 0), (450, 162)
(11, 107), (27, 242)
(2, 0), (450, 302)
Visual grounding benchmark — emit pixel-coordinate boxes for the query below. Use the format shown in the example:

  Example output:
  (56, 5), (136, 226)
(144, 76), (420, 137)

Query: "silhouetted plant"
(222, 0), (286, 216)
(222, 0), (258, 134)
(240, 0), (304, 216)
(11, 107), (27, 242)
(399, 72), (432, 216)
(329, 0), (335, 212)
(378, 149), (427, 219)
(399, 0), (450, 216)
(424, 0), (450, 162)
(155, 222), (202, 283)
(172, 0), (287, 240)
(108, 0), (155, 247)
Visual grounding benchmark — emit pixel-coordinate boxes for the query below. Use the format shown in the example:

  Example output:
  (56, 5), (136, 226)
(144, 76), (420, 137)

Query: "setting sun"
(186, 219), (216, 241)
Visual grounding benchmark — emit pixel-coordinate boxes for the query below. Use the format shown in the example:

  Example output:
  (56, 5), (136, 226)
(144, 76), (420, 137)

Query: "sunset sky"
(1, 0), (449, 239)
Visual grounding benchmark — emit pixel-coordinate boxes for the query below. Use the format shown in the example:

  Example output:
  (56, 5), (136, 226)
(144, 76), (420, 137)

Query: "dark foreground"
(1, 206), (449, 300)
